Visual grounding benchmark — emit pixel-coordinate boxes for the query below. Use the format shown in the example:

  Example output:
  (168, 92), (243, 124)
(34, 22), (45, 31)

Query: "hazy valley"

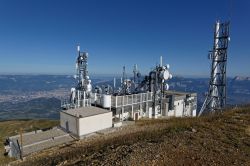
(0, 75), (250, 120)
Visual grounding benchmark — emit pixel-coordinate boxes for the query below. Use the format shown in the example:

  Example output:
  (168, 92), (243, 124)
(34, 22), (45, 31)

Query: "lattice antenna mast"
(199, 21), (230, 116)
(122, 66), (127, 94)
(133, 64), (139, 88)
(76, 45), (89, 92)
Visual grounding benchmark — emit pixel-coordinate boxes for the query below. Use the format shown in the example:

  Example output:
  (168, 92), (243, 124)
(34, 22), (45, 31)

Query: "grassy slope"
(11, 106), (250, 166)
(0, 120), (59, 165)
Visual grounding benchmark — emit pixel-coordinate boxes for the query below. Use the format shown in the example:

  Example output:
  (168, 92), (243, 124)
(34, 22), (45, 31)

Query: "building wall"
(185, 96), (197, 117)
(168, 109), (175, 116)
(112, 92), (197, 119)
(78, 112), (112, 136)
(174, 99), (184, 117)
(190, 96), (197, 117)
(192, 109), (197, 117)
(162, 103), (169, 116)
(60, 112), (78, 136)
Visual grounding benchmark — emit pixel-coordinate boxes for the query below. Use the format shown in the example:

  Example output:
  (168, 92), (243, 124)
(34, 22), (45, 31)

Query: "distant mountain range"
(233, 76), (250, 81)
(0, 75), (249, 120)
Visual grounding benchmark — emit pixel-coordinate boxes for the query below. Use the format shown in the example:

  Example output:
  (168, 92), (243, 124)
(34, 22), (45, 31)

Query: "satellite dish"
(163, 70), (170, 80)
(165, 84), (169, 90)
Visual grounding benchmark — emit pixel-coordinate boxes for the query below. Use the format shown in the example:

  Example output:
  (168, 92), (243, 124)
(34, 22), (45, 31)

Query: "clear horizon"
(0, 72), (243, 79)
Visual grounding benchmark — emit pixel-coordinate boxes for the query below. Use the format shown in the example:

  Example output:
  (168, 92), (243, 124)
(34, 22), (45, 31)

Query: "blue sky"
(0, 0), (249, 77)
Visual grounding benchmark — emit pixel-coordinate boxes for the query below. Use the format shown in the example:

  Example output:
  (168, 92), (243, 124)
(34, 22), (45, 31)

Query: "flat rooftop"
(61, 106), (111, 118)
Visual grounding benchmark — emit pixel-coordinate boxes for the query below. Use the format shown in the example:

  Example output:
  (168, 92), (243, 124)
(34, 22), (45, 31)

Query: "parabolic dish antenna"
(162, 70), (170, 80)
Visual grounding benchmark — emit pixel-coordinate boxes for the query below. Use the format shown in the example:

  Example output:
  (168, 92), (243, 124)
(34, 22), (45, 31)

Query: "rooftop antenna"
(122, 66), (127, 94)
(199, 21), (230, 116)
(133, 64), (138, 88)
(77, 44), (80, 52)
(73, 44), (92, 108)
(113, 77), (116, 90)
(160, 56), (163, 67)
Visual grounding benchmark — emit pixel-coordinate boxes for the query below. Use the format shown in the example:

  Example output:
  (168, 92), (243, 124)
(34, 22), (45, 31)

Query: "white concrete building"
(60, 106), (112, 138)
(107, 91), (197, 121)
(166, 91), (197, 118)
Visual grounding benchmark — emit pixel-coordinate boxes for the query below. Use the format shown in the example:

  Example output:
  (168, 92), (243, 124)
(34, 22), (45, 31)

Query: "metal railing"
(111, 92), (153, 108)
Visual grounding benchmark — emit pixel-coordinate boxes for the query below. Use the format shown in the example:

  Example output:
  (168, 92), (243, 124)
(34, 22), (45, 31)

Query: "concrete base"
(113, 121), (122, 128)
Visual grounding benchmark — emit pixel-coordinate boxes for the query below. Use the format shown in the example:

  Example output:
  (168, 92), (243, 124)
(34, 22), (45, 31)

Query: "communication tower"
(199, 21), (230, 116)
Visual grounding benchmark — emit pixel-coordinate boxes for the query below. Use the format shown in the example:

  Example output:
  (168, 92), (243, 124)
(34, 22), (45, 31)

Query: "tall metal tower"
(76, 45), (90, 93)
(61, 45), (93, 109)
(199, 21), (230, 116)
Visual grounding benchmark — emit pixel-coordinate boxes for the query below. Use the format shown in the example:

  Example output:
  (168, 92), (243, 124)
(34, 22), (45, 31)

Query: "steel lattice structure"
(76, 45), (89, 92)
(199, 21), (230, 116)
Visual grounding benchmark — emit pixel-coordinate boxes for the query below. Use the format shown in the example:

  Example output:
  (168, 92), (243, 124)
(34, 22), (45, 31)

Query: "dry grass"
(0, 119), (59, 165)
(11, 106), (250, 166)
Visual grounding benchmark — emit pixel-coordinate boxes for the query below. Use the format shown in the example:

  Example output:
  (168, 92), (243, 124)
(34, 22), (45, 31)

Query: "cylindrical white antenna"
(113, 77), (116, 89)
(77, 44), (80, 52)
(160, 56), (163, 67)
